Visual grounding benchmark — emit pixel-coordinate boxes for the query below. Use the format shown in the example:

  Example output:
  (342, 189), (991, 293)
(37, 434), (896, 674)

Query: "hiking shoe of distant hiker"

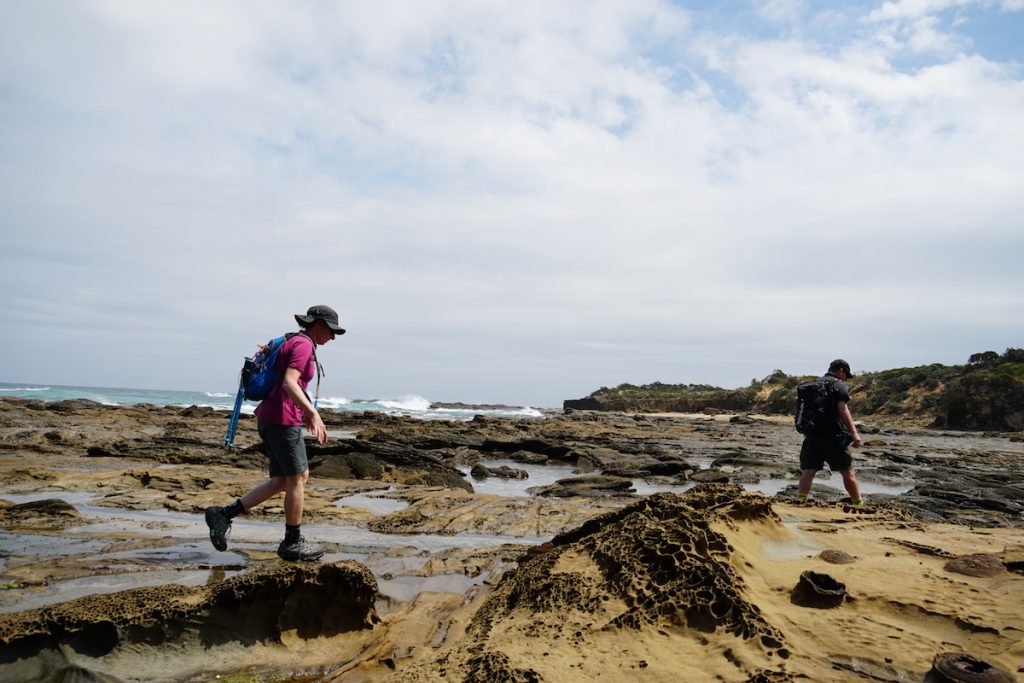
(205, 506), (232, 551)
(277, 536), (324, 562)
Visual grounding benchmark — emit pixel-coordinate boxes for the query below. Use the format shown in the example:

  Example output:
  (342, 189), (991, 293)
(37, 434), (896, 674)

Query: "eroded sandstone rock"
(944, 553), (1007, 578)
(471, 463), (528, 480)
(0, 561), (378, 664)
(0, 498), (80, 529)
(529, 475), (635, 498)
(429, 487), (790, 679)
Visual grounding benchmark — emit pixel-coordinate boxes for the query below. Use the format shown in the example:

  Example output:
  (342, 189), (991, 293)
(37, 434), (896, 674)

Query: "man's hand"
(303, 409), (328, 444)
(837, 401), (862, 449)
(282, 366), (328, 444)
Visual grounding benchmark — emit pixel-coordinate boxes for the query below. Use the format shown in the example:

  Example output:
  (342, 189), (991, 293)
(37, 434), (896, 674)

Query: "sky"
(1, 0), (1022, 407)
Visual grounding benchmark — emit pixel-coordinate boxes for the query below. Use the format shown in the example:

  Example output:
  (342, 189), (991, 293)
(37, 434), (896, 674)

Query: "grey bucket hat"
(829, 359), (853, 377)
(295, 305), (346, 335)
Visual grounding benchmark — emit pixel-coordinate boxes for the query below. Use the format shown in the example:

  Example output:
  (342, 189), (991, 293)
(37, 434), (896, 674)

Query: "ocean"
(0, 382), (544, 421)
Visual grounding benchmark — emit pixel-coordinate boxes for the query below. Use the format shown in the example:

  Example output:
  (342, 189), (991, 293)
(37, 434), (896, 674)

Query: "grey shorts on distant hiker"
(799, 432), (853, 471)
(257, 420), (308, 477)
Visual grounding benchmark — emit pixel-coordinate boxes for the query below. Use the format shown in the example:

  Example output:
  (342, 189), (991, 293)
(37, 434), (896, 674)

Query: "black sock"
(285, 524), (301, 543)
(224, 499), (245, 519)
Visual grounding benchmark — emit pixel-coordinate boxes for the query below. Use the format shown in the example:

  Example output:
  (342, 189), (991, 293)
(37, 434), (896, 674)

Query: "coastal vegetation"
(568, 349), (1024, 431)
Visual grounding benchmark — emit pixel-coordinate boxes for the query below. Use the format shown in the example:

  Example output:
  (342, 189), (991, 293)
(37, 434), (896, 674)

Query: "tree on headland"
(969, 351), (1000, 367)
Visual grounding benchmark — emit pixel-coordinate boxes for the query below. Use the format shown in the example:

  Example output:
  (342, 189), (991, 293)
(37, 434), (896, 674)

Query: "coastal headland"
(0, 396), (1021, 681)
(564, 349), (1024, 433)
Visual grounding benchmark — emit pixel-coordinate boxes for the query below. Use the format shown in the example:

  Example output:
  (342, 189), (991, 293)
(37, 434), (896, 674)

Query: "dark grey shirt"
(822, 372), (851, 435)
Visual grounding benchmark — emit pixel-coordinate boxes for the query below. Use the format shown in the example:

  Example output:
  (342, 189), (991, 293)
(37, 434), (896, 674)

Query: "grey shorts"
(257, 420), (309, 477)
(800, 432), (853, 472)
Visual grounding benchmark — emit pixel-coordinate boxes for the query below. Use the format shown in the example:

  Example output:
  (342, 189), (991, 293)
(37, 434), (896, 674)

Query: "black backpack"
(794, 378), (833, 435)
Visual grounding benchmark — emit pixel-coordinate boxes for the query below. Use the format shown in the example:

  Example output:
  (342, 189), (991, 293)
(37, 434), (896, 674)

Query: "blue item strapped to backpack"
(224, 334), (292, 448)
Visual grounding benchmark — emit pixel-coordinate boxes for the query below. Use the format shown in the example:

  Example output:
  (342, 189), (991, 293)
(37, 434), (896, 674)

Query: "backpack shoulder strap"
(293, 331), (325, 407)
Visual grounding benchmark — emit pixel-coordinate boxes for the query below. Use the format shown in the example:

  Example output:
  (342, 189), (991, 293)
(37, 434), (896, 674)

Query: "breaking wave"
(0, 384), (546, 422)
(374, 395), (432, 412)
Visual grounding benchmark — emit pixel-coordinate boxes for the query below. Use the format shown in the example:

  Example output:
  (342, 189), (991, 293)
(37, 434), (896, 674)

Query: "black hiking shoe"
(205, 506), (232, 551)
(277, 536), (324, 562)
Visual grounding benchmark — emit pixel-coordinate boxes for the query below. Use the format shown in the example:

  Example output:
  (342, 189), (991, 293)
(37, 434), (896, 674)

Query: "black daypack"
(794, 378), (833, 435)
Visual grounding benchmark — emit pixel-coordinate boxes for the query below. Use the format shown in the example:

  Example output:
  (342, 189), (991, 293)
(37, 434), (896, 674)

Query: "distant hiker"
(205, 305), (345, 561)
(797, 359), (864, 506)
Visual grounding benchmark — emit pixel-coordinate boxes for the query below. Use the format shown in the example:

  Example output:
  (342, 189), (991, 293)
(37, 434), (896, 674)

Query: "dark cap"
(295, 305), (346, 335)
(828, 359), (853, 377)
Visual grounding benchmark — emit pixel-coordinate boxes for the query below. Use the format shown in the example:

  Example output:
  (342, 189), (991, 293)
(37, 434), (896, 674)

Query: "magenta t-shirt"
(254, 334), (315, 426)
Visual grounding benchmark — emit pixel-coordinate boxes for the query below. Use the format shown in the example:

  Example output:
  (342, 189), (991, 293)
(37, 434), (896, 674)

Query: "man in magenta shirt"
(205, 305), (344, 561)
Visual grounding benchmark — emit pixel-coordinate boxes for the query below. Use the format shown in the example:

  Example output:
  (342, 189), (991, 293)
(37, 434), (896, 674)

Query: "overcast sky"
(1, 1), (1022, 407)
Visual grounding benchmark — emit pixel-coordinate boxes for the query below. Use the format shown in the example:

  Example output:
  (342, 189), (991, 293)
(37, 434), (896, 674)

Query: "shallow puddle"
(743, 477), (912, 498)
(2, 491), (544, 552)
(97, 541), (246, 567)
(461, 459), (912, 498)
(0, 502), (517, 616)
(377, 572), (487, 603)
(335, 487), (410, 514)
(0, 530), (109, 566)
(0, 569), (229, 614)
(0, 465), (910, 617)
(460, 459), (578, 496)
(760, 522), (827, 561)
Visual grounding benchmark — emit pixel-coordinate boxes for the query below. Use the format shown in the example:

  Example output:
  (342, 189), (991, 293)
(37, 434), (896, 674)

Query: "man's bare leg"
(839, 468), (862, 504)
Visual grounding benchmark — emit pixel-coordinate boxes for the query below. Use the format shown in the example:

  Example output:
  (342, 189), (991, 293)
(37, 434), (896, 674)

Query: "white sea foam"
(0, 383), (547, 422)
(316, 396), (351, 410)
(375, 395), (432, 412)
(433, 405), (544, 418)
(504, 407), (544, 417)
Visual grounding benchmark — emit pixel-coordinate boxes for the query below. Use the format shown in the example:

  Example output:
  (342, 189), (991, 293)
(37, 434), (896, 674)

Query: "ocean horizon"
(0, 382), (545, 421)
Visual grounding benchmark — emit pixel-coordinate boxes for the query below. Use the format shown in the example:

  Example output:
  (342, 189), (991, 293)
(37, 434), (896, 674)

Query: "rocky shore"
(0, 396), (1021, 681)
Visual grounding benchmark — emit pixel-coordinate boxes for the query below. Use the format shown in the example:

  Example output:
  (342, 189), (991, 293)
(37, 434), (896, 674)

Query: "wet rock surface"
(0, 561), (377, 679)
(529, 474), (636, 497)
(0, 396), (1022, 681)
(470, 463), (529, 480)
(0, 499), (80, 528)
(309, 439), (472, 491)
(2, 396), (1023, 527)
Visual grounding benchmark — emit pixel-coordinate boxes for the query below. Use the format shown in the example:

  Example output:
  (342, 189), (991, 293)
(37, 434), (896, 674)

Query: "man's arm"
(836, 400), (862, 448)
(281, 366), (328, 444)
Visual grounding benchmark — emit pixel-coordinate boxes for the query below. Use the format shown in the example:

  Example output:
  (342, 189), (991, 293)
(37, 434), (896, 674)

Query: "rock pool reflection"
(459, 459), (913, 498)
(335, 487), (410, 514)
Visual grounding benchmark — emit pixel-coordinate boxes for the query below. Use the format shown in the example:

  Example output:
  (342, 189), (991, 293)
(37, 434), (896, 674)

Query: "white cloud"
(0, 0), (1021, 404)
(754, 0), (809, 24)
(869, 0), (973, 21)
